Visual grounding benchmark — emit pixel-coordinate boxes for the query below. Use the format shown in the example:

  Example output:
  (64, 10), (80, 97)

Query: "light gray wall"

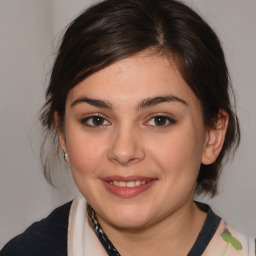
(0, 0), (54, 248)
(0, 0), (255, 248)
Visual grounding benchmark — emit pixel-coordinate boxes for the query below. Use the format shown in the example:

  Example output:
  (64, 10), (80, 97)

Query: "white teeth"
(113, 181), (119, 186)
(109, 180), (149, 188)
(119, 181), (126, 187)
(135, 180), (141, 186)
(127, 181), (135, 187)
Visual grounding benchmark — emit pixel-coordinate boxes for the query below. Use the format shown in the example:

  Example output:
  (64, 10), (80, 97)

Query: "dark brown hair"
(40, 0), (240, 196)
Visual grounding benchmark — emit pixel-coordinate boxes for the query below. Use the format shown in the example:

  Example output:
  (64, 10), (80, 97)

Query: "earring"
(64, 152), (69, 162)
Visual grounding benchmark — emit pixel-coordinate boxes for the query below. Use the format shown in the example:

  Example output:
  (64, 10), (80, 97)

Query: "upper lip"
(101, 175), (157, 182)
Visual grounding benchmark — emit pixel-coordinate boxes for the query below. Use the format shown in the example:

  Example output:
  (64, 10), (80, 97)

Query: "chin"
(103, 204), (154, 230)
(110, 216), (151, 230)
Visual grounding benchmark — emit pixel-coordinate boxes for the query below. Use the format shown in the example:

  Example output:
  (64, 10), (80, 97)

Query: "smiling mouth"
(102, 176), (157, 198)
(107, 180), (150, 188)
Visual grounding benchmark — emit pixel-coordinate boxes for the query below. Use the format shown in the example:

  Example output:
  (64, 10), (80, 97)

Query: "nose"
(107, 125), (145, 166)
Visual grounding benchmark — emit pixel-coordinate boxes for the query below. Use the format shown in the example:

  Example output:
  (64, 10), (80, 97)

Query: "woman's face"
(59, 52), (211, 229)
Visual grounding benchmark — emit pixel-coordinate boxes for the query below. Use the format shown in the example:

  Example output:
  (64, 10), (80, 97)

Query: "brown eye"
(81, 115), (110, 127)
(154, 116), (168, 126)
(146, 115), (176, 128)
(92, 116), (105, 125)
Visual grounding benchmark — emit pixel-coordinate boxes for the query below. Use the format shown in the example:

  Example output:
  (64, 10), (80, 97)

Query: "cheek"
(66, 131), (106, 176)
(149, 126), (204, 178)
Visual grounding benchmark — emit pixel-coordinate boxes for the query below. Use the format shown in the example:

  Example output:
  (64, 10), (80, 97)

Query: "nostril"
(107, 148), (145, 165)
(110, 155), (141, 166)
(107, 129), (145, 165)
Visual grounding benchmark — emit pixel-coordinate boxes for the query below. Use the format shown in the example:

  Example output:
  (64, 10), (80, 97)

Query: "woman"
(1, 0), (255, 255)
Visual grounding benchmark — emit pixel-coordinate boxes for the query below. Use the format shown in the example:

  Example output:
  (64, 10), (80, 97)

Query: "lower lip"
(102, 180), (157, 198)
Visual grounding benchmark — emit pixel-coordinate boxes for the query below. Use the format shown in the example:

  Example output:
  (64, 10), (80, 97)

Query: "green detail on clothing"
(221, 229), (242, 255)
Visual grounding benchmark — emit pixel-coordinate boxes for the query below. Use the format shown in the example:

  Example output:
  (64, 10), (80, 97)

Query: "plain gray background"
(0, 0), (255, 248)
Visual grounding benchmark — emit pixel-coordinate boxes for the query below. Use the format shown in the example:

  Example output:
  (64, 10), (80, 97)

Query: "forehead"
(67, 52), (200, 110)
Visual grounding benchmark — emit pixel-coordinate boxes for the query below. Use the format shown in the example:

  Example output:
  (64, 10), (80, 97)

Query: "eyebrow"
(70, 95), (187, 110)
(136, 95), (187, 111)
(71, 97), (112, 109)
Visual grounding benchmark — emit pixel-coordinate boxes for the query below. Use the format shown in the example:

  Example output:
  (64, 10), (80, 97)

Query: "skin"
(57, 51), (228, 255)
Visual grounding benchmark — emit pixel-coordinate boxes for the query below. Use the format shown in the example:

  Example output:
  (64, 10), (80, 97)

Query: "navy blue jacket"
(0, 202), (72, 256)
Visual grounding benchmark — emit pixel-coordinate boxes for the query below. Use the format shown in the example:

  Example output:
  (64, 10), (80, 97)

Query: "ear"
(201, 110), (229, 165)
(54, 112), (68, 158)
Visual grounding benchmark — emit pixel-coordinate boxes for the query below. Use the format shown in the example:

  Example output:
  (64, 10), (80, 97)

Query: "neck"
(97, 200), (207, 256)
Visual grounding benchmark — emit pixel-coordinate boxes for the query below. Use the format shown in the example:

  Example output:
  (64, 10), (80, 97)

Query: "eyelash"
(145, 115), (177, 129)
(80, 114), (111, 128)
(80, 114), (176, 128)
